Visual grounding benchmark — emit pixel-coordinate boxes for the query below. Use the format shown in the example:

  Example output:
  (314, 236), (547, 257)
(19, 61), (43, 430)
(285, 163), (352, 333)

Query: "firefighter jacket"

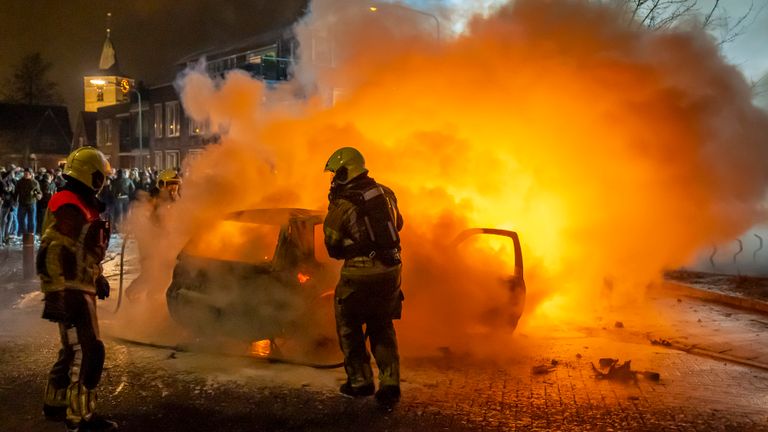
(37, 187), (110, 295)
(324, 174), (404, 276)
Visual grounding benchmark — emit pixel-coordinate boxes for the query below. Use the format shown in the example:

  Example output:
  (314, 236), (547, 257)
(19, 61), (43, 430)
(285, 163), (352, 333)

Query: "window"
(165, 102), (180, 137)
(154, 104), (163, 138)
(97, 120), (112, 146)
(165, 151), (180, 169)
(188, 117), (208, 136)
(186, 149), (204, 163)
(154, 151), (163, 169)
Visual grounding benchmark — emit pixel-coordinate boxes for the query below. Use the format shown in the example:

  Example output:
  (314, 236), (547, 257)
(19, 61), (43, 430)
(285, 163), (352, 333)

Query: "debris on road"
(614, 321), (624, 328)
(532, 359), (559, 375)
(651, 338), (672, 347)
(592, 358), (661, 383)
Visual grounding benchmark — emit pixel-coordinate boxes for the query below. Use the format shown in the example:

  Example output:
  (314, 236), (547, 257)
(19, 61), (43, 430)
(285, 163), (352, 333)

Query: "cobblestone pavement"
(1, 244), (767, 431)
(2, 301), (768, 431)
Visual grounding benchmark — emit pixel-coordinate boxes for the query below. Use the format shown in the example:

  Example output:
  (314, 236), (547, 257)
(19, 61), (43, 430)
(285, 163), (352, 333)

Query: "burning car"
(166, 208), (526, 344)
(166, 208), (338, 343)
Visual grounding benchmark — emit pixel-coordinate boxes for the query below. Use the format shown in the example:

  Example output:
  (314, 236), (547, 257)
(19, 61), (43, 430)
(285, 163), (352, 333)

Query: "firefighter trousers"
(334, 266), (403, 389)
(43, 290), (105, 425)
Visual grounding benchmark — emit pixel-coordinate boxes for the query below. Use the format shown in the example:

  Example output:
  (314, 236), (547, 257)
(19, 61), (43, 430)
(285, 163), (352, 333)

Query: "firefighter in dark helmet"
(38, 146), (118, 431)
(323, 147), (405, 407)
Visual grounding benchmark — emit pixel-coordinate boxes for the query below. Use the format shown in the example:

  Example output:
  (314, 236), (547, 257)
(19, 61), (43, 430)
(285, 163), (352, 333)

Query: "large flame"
(125, 0), (768, 355)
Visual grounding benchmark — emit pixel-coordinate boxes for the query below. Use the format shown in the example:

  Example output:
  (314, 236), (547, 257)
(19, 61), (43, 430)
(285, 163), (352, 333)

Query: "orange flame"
(249, 339), (272, 357)
(297, 272), (311, 284)
(162, 0), (768, 354)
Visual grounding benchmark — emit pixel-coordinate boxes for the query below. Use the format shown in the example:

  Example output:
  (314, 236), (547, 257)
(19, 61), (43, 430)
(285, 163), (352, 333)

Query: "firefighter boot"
(339, 381), (375, 397)
(43, 380), (68, 421)
(64, 383), (117, 431)
(65, 415), (118, 432)
(375, 385), (401, 408)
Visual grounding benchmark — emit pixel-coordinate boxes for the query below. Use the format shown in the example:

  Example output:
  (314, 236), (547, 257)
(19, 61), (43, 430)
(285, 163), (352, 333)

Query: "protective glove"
(96, 274), (110, 300)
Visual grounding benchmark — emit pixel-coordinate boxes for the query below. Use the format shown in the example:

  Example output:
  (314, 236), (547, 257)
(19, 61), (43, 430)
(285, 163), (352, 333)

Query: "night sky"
(0, 0), (765, 121)
(0, 0), (308, 120)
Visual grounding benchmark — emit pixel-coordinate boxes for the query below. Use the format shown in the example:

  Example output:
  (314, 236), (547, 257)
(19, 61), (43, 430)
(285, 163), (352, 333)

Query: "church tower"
(83, 13), (134, 112)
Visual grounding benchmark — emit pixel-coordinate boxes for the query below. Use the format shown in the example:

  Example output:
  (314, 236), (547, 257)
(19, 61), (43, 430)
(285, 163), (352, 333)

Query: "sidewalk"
(635, 276), (768, 370)
(665, 269), (768, 314)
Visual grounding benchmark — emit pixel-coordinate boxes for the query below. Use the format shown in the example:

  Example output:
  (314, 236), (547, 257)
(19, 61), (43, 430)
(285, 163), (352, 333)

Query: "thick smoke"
(121, 0), (768, 356)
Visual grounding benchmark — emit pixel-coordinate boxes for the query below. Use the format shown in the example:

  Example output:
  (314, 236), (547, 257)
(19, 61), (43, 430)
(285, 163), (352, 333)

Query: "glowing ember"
(249, 339), (272, 358)
(297, 272), (311, 284)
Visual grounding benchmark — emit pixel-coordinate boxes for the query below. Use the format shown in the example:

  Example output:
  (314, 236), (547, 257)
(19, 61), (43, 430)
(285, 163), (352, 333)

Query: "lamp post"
(131, 88), (144, 169)
(369, 3), (440, 40)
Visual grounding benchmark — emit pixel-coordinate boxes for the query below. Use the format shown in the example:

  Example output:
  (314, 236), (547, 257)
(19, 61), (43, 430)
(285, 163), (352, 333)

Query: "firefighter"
(149, 169), (182, 203)
(124, 168), (181, 301)
(38, 146), (117, 431)
(323, 147), (405, 407)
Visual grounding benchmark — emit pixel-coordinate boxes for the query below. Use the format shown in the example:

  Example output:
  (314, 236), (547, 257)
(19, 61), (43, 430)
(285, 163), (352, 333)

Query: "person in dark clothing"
(53, 168), (67, 191)
(322, 147), (405, 408)
(37, 172), (57, 235)
(15, 169), (41, 235)
(109, 169), (134, 229)
(96, 178), (115, 222)
(0, 171), (16, 244)
(38, 147), (117, 432)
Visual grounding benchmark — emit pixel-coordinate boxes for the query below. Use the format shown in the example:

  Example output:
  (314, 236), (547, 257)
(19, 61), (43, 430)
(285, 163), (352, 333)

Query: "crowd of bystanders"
(0, 164), (179, 244)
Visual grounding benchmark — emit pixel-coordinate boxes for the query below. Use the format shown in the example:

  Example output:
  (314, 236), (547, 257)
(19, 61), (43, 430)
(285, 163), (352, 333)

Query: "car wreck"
(166, 208), (526, 345)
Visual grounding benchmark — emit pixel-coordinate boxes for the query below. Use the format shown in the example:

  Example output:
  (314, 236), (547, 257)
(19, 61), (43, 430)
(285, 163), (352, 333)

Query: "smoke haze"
(121, 0), (768, 356)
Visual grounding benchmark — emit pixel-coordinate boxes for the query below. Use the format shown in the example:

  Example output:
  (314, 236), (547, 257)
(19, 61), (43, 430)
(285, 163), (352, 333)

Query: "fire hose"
(113, 233), (129, 314)
(108, 235), (343, 369)
(108, 336), (344, 369)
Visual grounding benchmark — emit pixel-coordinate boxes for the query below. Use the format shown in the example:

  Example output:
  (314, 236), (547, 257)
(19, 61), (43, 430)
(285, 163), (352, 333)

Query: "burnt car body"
(166, 209), (337, 342)
(452, 228), (526, 330)
(166, 209), (526, 341)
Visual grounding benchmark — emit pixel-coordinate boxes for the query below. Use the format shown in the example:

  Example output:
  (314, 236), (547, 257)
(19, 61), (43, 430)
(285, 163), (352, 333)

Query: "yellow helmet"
(324, 147), (367, 184)
(157, 169), (182, 188)
(64, 146), (111, 191)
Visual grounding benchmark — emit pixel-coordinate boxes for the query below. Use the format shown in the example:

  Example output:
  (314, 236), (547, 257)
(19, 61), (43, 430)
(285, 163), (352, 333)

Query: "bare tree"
(754, 73), (768, 107)
(612, 0), (763, 46)
(1, 52), (61, 105)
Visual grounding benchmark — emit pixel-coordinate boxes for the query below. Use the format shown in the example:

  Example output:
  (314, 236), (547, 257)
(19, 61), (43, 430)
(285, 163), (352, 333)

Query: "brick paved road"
(1, 300), (767, 431)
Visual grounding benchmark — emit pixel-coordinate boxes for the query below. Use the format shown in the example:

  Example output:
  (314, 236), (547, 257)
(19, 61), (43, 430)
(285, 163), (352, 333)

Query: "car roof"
(224, 208), (325, 225)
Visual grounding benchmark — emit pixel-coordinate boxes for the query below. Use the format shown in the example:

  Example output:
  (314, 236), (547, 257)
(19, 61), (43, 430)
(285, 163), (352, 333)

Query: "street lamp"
(128, 86), (145, 169)
(369, 3), (440, 40)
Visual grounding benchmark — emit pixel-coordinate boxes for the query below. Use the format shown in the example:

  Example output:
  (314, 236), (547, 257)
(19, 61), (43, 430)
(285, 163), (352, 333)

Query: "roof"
(0, 103), (72, 155)
(101, 34), (120, 73)
(177, 27), (293, 65)
(225, 208), (325, 225)
(0, 103), (71, 134)
(175, 1), (309, 66)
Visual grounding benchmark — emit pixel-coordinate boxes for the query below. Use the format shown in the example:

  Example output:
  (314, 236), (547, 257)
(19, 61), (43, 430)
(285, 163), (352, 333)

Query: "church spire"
(98, 12), (120, 73)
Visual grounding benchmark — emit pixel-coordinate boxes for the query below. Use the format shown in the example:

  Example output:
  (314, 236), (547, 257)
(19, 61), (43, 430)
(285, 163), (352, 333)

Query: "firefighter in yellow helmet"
(323, 147), (405, 407)
(124, 169), (182, 301)
(150, 169), (182, 202)
(37, 147), (118, 431)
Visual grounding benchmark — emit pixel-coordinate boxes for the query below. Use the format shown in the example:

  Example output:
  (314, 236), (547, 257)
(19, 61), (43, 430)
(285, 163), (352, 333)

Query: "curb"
(662, 281), (768, 315)
(661, 340), (768, 372)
